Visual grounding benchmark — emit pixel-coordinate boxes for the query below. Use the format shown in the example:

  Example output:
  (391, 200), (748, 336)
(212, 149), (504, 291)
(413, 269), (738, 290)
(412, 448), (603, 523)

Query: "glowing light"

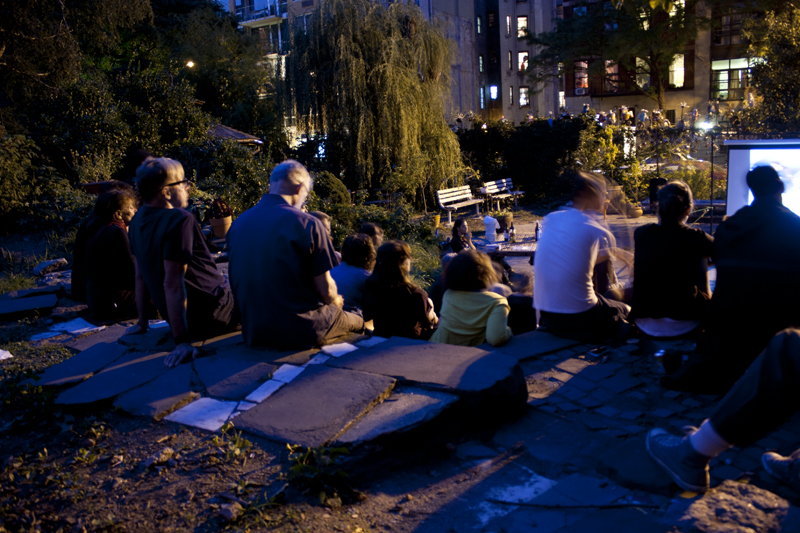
(489, 86), (498, 100)
(186, 61), (195, 68)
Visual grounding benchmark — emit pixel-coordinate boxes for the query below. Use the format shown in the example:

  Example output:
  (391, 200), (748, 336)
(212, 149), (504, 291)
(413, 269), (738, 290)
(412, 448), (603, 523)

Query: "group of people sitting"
(72, 155), (800, 495)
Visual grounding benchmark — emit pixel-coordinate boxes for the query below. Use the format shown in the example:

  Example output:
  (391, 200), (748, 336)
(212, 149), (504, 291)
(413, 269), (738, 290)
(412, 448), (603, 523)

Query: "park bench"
(480, 178), (525, 210)
(436, 185), (484, 225)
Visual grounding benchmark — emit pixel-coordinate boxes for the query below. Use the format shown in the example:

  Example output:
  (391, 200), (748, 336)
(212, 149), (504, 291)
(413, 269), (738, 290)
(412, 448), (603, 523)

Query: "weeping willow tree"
(282, 0), (464, 207)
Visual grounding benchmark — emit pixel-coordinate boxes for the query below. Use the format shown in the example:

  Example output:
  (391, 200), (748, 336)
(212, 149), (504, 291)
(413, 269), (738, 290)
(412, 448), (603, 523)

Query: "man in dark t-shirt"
(127, 158), (235, 367)
(228, 160), (363, 349)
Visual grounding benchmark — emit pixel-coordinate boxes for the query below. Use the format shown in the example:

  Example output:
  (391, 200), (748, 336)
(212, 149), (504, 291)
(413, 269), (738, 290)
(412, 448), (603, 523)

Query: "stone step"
(33, 342), (129, 387)
(115, 364), (200, 420)
(233, 364), (396, 447)
(0, 285), (65, 302)
(0, 294), (58, 320)
(478, 330), (580, 363)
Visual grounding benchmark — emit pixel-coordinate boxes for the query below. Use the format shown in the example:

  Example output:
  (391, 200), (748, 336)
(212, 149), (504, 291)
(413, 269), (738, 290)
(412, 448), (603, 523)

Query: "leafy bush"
(313, 171), (351, 205)
(664, 163), (726, 200)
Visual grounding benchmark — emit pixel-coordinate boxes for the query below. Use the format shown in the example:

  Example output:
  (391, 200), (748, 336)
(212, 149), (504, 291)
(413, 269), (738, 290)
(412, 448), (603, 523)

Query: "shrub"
(313, 171), (351, 205)
(664, 163), (726, 200)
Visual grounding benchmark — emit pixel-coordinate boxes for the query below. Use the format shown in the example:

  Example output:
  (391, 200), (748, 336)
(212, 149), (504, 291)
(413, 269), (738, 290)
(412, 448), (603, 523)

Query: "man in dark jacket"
(666, 165), (800, 393)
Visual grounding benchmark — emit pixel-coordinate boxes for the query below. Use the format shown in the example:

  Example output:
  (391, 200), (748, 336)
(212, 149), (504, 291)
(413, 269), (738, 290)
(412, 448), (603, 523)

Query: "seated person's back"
(228, 161), (363, 349)
(85, 189), (139, 320)
(533, 172), (630, 341)
(364, 241), (437, 340)
(430, 250), (513, 347)
(632, 181), (714, 337)
(127, 157), (235, 367)
(330, 233), (375, 317)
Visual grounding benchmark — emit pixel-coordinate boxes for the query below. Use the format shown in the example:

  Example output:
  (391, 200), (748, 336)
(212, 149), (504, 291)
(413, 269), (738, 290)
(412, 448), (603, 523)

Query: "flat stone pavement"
(24, 315), (800, 531)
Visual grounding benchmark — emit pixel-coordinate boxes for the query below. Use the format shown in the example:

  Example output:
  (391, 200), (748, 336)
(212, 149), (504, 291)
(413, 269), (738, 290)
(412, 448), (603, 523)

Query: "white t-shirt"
(533, 207), (615, 314)
(484, 216), (498, 243)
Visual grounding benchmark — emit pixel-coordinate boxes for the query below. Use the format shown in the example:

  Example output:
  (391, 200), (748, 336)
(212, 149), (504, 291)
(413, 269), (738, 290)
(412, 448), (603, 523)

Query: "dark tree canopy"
(282, 0), (463, 201)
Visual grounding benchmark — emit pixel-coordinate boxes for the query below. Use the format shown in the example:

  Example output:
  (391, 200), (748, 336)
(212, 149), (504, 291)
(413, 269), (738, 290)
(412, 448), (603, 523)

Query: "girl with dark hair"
(364, 241), (437, 339)
(330, 234), (376, 317)
(450, 218), (476, 253)
(85, 189), (140, 320)
(631, 180), (715, 337)
(430, 250), (513, 347)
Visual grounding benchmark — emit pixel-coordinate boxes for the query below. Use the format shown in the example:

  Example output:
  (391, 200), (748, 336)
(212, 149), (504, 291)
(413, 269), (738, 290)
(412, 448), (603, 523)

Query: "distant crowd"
(72, 155), (800, 496)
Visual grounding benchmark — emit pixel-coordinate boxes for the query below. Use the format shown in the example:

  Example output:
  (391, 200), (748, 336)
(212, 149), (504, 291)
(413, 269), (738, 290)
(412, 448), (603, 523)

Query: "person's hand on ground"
(125, 323), (147, 336)
(165, 343), (199, 368)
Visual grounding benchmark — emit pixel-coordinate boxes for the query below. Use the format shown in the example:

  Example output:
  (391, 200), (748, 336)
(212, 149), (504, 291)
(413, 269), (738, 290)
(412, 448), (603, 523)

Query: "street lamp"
(186, 60), (195, 68)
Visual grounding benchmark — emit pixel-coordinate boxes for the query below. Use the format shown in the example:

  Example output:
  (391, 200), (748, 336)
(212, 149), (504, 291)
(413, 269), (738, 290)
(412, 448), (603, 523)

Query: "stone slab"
(65, 324), (128, 352)
(118, 328), (174, 353)
(555, 358), (592, 375)
(320, 342), (358, 357)
(479, 330), (579, 362)
(600, 372), (643, 393)
(164, 397), (238, 431)
(0, 294), (58, 319)
(215, 344), (319, 366)
(0, 285), (65, 302)
(329, 337), (515, 392)
(115, 364), (199, 420)
(597, 436), (675, 495)
(553, 508), (667, 533)
(34, 342), (129, 387)
(193, 331), (243, 350)
(193, 355), (276, 400)
(336, 387), (458, 446)
(578, 363), (621, 382)
(531, 474), (629, 507)
(233, 365), (396, 447)
(56, 351), (171, 405)
(245, 380), (284, 403)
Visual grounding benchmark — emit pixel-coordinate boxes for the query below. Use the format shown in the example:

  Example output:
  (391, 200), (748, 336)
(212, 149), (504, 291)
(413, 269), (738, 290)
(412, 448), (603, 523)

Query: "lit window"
(711, 58), (751, 100)
(477, 16), (482, 34)
(480, 87), (485, 109)
(479, 55), (484, 73)
(669, 54), (685, 88)
(574, 61), (588, 94)
(519, 86), (530, 106)
(518, 51), (529, 71)
(487, 12), (496, 27)
(509, 86), (513, 104)
(507, 15), (511, 36)
(508, 51), (513, 70)
(517, 16), (528, 38)
(490, 85), (498, 99)
(604, 60), (619, 93)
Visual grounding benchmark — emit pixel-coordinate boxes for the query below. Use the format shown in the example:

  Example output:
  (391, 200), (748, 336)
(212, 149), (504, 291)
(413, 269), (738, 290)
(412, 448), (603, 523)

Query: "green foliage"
(664, 164), (727, 200)
(169, 139), (273, 217)
(313, 172), (351, 205)
(408, 242), (442, 291)
(287, 444), (352, 506)
(526, 0), (707, 109)
(741, 9), (800, 132)
(210, 422), (253, 462)
(283, 0), (464, 202)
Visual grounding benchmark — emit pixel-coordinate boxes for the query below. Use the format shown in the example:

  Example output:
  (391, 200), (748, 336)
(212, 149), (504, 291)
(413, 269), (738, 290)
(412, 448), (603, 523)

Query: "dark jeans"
(319, 307), (365, 346)
(508, 295), (537, 335)
(540, 293), (629, 343)
(710, 328), (800, 446)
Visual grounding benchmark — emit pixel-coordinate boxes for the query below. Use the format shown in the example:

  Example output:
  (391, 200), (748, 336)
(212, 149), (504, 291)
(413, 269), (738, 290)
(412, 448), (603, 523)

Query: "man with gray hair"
(228, 160), (364, 349)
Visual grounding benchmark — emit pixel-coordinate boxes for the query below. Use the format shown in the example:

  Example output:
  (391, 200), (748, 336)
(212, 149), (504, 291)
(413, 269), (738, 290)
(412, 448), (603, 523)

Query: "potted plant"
(492, 210), (513, 233)
(207, 198), (233, 238)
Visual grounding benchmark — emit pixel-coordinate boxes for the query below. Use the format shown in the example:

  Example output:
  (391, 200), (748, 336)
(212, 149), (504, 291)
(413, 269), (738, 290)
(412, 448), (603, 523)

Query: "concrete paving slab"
(552, 508), (668, 533)
(336, 387), (458, 446)
(164, 397), (238, 431)
(66, 324), (128, 352)
(555, 358), (592, 375)
(214, 344), (319, 366)
(56, 351), (171, 405)
(193, 355), (276, 400)
(194, 331), (243, 350)
(597, 436), (675, 495)
(329, 337), (517, 393)
(480, 330), (579, 362)
(237, 401), (257, 411)
(119, 328), (174, 353)
(303, 354), (330, 366)
(272, 364), (305, 383)
(455, 441), (498, 460)
(34, 342), (129, 387)
(0, 285), (65, 301)
(492, 509), (575, 533)
(531, 474), (629, 506)
(578, 363), (621, 382)
(114, 364), (199, 420)
(0, 294), (58, 319)
(320, 342), (358, 357)
(244, 380), (284, 403)
(600, 372), (643, 393)
(355, 336), (388, 348)
(233, 365), (396, 447)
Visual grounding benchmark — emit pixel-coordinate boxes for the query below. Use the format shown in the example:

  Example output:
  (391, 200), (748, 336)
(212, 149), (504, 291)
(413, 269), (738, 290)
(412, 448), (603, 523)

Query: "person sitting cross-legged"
(430, 250), (513, 347)
(533, 171), (632, 342)
(330, 233), (376, 319)
(364, 241), (437, 340)
(631, 180), (714, 338)
(646, 328), (800, 493)
(228, 160), (364, 349)
(126, 158), (236, 367)
(85, 189), (139, 320)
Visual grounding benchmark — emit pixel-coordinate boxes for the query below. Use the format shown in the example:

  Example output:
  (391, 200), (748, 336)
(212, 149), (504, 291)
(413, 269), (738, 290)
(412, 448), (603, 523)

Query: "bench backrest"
(484, 178), (515, 194)
(436, 185), (474, 207)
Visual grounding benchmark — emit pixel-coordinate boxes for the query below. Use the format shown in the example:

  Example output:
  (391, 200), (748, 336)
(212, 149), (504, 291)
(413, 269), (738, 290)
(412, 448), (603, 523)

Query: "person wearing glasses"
(126, 158), (236, 367)
(227, 160), (365, 349)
